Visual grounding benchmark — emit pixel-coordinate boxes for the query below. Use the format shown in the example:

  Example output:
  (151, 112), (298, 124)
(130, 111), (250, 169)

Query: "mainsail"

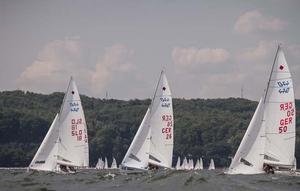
(228, 45), (296, 174)
(121, 70), (174, 170)
(148, 71), (174, 168)
(263, 46), (296, 168)
(29, 77), (89, 172)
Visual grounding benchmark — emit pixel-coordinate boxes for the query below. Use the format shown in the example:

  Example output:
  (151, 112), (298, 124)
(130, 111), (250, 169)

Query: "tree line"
(0, 90), (299, 168)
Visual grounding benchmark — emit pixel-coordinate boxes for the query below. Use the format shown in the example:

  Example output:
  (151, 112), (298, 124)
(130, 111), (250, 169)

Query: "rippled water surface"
(1, 169), (300, 191)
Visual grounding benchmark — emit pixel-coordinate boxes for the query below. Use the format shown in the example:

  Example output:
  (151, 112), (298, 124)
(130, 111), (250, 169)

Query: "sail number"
(277, 80), (290, 94)
(278, 102), (294, 134)
(71, 118), (87, 142)
(162, 115), (173, 140)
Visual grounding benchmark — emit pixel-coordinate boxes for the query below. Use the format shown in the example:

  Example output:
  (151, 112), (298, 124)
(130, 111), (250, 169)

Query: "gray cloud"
(234, 10), (286, 34)
(17, 38), (134, 97)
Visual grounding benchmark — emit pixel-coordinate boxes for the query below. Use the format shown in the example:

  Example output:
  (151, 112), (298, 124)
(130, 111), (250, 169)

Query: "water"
(1, 169), (300, 191)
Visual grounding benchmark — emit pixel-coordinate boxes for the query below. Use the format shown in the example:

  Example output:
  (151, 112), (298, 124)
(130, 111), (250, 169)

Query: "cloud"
(17, 38), (134, 96)
(234, 10), (286, 34)
(91, 44), (134, 95)
(172, 47), (230, 66)
(235, 41), (277, 63)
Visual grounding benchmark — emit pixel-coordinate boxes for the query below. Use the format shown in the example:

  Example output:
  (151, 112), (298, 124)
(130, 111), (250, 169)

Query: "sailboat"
(208, 159), (215, 170)
(228, 45), (296, 174)
(29, 77), (89, 173)
(194, 159), (200, 170)
(189, 159), (194, 170)
(175, 156), (181, 170)
(181, 157), (188, 170)
(121, 70), (174, 170)
(111, 157), (118, 169)
(199, 158), (203, 170)
(95, 158), (104, 169)
(104, 157), (108, 169)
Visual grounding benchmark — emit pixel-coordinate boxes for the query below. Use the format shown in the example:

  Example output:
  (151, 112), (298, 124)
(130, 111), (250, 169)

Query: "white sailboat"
(111, 157), (118, 169)
(95, 158), (104, 169)
(228, 45), (296, 174)
(104, 157), (108, 169)
(181, 157), (188, 170)
(199, 158), (203, 170)
(189, 159), (194, 170)
(121, 70), (174, 170)
(29, 77), (89, 173)
(194, 159), (200, 170)
(208, 159), (215, 170)
(175, 156), (181, 170)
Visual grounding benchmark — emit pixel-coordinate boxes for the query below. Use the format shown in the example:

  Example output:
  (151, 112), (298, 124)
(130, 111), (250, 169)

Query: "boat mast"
(263, 44), (281, 103)
(149, 70), (164, 113)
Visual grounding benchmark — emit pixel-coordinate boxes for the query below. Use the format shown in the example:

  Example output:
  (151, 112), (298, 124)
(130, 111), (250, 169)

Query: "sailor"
(263, 164), (274, 174)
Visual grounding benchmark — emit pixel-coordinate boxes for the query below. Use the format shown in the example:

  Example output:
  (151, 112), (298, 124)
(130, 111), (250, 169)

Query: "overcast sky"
(1, 0), (299, 100)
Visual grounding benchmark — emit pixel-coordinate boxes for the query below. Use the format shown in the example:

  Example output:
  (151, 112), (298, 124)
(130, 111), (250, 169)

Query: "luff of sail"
(149, 71), (174, 168)
(263, 46), (296, 169)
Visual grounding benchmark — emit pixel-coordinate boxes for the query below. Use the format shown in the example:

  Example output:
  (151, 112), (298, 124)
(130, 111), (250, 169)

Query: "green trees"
(0, 90), (299, 168)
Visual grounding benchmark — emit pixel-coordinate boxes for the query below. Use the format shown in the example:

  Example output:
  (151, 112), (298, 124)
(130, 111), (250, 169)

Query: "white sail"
(189, 159), (194, 170)
(57, 77), (89, 168)
(194, 159), (200, 170)
(121, 108), (151, 170)
(263, 46), (296, 168)
(227, 98), (266, 174)
(104, 157), (108, 169)
(29, 114), (59, 171)
(209, 159), (215, 170)
(149, 71), (174, 168)
(111, 157), (118, 169)
(95, 158), (104, 169)
(199, 158), (203, 170)
(175, 156), (181, 170)
(29, 77), (89, 172)
(182, 157), (188, 170)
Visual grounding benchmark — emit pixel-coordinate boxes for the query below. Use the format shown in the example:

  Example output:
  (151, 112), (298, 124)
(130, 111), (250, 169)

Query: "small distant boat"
(189, 159), (194, 170)
(181, 157), (188, 170)
(29, 77), (89, 173)
(111, 157), (118, 169)
(208, 159), (215, 170)
(194, 158), (202, 170)
(121, 70), (174, 170)
(175, 156), (181, 170)
(227, 45), (296, 175)
(95, 158), (104, 169)
(104, 157), (108, 169)
(199, 158), (203, 170)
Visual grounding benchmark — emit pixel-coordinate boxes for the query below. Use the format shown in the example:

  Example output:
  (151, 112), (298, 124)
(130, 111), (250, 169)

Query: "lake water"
(1, 169), (300, 191)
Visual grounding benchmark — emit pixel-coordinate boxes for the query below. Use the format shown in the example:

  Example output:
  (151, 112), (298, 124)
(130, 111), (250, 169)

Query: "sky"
(1, 0), (300, 100)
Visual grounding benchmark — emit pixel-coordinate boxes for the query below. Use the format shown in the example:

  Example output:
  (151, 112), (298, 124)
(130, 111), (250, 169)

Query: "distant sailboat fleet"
(28, 45), (296, 175)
